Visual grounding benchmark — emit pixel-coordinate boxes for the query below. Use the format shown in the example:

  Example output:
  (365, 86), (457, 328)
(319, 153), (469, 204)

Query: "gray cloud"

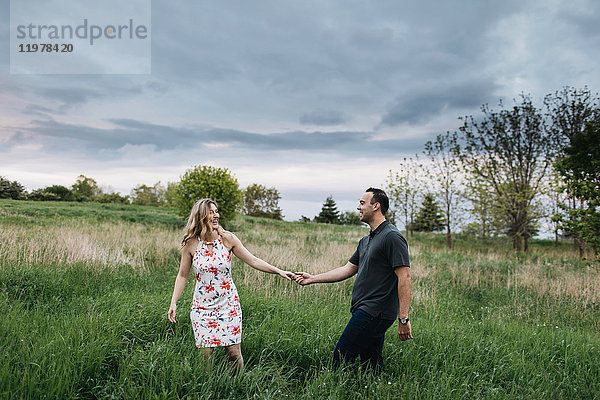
(6, 118), (427, 157)
(381, 78), (500, 126)
(145, 0), (525, 123)
(563, 2), (600, 40)
(21, 104), (63, 117)
(299, 110), (350, 126)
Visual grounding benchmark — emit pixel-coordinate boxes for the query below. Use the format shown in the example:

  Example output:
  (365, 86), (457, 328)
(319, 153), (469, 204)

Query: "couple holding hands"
(168, 188), (412, 372)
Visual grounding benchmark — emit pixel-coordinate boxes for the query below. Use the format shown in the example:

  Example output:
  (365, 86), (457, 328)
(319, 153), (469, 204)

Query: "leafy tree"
(96, 192), (130, 204)
(455, 95), (556, 251)
(424, 132), (463, 249)
(386, 157), (426, 237)
(164, 182), (179, 208)
(0, 177), (27, 199)
(461, 175), (504, 238)
(411, 194), (444, 232)
(543, 168), (569, 247)
(242, 184), (283, 220)
(339, 211), (362, 226)
(545, 86), (600, 256)
(28, 189), (60, 201)
(28, 185), (76, 201)
(131, 182), (165, 206)
(299, 216), (312, 223)
(44, 185), (76, 201)
(555, 111), (600, 254)
(71, 175), (101, 201)
(315, 195), (340, 224)
(173, 165), (242, 224)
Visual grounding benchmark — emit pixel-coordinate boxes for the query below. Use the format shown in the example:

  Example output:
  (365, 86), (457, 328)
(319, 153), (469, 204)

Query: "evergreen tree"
(0, 177), (27, 199)
(315, 195), (340, 224)
(411, 194), (444, 232)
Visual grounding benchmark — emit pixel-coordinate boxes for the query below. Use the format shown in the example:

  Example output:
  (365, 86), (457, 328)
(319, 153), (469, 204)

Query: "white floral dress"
(190, 235), (242, 348)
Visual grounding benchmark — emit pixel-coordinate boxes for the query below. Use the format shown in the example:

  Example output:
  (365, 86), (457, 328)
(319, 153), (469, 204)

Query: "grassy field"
(1, 199), (599, 399)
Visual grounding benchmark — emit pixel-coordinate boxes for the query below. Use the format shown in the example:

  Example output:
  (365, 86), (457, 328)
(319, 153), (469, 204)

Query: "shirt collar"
(369, 220), (389, 238)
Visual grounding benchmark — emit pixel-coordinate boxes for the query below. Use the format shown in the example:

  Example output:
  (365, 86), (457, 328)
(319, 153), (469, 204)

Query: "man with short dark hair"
(295, 187), (412, 371)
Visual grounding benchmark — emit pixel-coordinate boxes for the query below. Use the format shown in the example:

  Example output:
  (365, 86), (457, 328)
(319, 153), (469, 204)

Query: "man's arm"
(395, 266), (413, 341)
(295, 262), (358, 285)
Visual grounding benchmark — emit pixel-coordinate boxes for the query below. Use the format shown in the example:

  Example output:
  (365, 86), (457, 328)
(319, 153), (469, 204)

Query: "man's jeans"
(333, 309), (395, 371)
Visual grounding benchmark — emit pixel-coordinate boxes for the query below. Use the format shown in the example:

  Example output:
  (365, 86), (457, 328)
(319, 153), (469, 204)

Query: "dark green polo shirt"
(348, 220), (410, 320)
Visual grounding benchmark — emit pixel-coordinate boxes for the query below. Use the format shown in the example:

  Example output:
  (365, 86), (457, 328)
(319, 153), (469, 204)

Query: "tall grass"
(1, 200), (599, 399)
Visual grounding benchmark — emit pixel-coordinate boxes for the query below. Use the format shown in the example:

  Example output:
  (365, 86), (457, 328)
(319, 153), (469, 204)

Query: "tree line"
(2, 87), (597, 254)
(0, 166), (284, 224)
(1, 168), (365, 226)
(385, 86), (600, 255)
(299, 195), (362, 226)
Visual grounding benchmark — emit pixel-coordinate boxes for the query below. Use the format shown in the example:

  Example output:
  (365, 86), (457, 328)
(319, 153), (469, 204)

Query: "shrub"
(173, 165), (242, 225)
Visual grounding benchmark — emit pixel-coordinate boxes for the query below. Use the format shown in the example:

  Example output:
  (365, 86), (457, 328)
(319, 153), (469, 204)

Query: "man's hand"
(294, 272), (315, 285)
(398, 320), (413, 341)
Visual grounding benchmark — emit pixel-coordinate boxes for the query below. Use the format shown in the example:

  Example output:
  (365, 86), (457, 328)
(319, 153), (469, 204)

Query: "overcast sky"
(1, 0), (599, 221)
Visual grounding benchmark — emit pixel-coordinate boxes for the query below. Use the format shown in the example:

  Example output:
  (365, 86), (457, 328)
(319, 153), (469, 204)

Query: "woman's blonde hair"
(181, 199), (223, 247)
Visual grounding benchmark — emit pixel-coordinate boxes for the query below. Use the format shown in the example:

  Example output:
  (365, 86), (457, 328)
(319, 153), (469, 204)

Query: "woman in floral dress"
(168, 199), (295, 370)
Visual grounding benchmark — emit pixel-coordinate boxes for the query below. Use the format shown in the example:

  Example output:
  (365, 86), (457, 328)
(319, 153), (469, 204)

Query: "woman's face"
(209, 203), (220, 229)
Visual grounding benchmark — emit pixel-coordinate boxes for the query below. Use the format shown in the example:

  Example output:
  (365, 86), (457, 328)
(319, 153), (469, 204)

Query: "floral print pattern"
(190, 236), (242, 348)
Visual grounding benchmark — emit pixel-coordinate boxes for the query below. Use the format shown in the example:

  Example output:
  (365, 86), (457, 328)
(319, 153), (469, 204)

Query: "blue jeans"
(333, 309), (395, 371)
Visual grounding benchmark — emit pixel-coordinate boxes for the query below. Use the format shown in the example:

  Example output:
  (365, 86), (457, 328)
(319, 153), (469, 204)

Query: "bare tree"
(386, 157), (427, 237)
(424, 132), (463, 249)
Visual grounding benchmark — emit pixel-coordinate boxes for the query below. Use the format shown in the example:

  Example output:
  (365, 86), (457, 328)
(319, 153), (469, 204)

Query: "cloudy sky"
(1, 0), (599, 220)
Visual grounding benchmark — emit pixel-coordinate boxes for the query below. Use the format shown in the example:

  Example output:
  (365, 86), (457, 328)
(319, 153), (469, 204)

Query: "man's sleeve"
(387, 232), (410, 268)
(349, 244), (360, 266)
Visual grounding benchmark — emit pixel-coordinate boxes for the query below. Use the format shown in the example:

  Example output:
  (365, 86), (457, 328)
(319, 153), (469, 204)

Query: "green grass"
(0, 199), (184, 228)
(1, 200), (599, 399)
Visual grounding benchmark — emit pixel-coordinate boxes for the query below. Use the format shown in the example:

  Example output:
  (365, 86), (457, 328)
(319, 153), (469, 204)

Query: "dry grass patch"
(0, 221), (179, 270)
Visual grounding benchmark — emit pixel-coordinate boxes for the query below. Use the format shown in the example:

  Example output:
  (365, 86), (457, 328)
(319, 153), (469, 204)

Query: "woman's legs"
(200, 347), (215, 371)
(199, 344), (243, 373)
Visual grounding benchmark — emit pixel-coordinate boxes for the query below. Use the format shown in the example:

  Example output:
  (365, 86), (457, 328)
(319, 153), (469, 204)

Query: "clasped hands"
(277, 270), (314, 285)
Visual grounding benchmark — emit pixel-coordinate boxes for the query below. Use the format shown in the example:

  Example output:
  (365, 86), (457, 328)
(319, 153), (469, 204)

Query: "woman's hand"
(168, 304), (177, 323)
(277, 269), (297, 281)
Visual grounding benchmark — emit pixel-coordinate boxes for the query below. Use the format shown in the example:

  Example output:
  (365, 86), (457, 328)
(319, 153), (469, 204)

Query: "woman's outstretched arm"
(168, 240), (195, 323)
(224, 232), (296, 281)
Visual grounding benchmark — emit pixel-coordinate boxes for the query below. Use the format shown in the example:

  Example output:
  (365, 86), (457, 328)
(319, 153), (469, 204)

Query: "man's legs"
(333, 309), (394, 371)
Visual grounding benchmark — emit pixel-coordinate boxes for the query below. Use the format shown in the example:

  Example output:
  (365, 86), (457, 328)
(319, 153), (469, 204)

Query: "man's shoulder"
(382, 224), (407, 243)
(381, 221), (402, 235)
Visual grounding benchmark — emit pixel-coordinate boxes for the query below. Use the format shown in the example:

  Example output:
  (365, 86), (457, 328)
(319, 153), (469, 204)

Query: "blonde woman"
(168, 198), (295, 370)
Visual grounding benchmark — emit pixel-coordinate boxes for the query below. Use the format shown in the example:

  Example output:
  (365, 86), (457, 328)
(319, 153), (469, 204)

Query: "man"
(295, 187), (412, 371)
